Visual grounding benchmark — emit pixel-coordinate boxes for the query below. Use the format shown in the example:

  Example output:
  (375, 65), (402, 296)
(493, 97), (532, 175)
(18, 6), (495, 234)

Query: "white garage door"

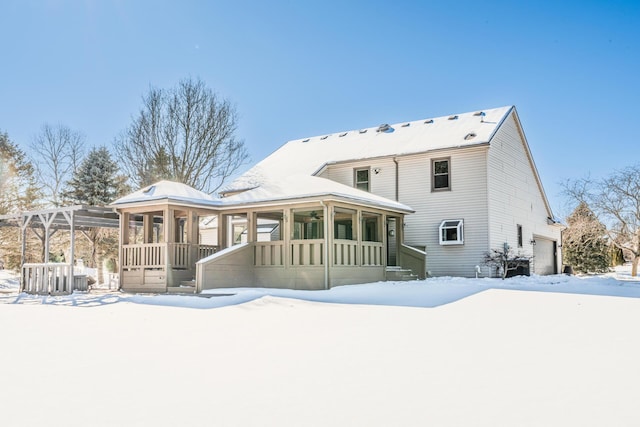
(533, 237), (557, 275)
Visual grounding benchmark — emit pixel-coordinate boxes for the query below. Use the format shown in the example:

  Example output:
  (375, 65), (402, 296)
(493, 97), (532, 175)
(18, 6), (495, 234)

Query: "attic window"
(464, 133), (477, 140)
(377, 124), (394, 133)
(359, 129), (368, 134)
(448, 115), (458, 120)
(401, 123), (410, 127)
(142, 185), (155, 194)
(320, 135), (329, 140)
(302, 138), (310, 142)
(424, 119), (434, 124)
(339, 132), (348, 137)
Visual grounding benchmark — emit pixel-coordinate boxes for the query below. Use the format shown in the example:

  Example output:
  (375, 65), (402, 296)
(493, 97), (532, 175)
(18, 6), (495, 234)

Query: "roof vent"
(424, 119), (434, 124)
(464, 133), (477, 140)
(473, 111), (485, 116)
(448, 115), (458, 120)
(376, 124), (394, 133)
(302, 138), (310, 142)
(320, 135), (329, 140)
(401, 123), (410, 127)
(142, 185), (155, 194)
(359, 129), (368, 134)
(339, 132), (348, 137)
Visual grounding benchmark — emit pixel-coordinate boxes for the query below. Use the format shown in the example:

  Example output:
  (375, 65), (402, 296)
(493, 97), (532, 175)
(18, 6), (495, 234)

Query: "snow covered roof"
(111, 177), (411, 214)
(110, 180), (222, 208)
(222, 175), (413, 213)
(224, 106), (513, 193)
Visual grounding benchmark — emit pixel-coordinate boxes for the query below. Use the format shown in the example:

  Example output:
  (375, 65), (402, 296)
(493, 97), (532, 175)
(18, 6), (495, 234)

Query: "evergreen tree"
(63, 146), (124, 206)
(563, 202), (610, 273)
(63, 147), (129, 284)
(0, 132), (41, 269)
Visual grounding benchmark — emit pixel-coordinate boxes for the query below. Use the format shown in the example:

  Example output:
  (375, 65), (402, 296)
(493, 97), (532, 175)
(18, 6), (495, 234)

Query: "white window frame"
(432, 157), (451, 191)
(439, 219), (464, 245)
(354, 167), (370, 192)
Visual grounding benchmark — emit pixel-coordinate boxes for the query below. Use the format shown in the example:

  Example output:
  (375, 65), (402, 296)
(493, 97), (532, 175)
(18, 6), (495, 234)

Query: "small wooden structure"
(111, 181), (222, 292)
(0, 206), (120, 294)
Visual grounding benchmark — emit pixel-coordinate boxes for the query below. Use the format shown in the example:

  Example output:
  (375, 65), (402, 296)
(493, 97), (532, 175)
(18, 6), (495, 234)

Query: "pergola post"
(69, 210), (75, 292)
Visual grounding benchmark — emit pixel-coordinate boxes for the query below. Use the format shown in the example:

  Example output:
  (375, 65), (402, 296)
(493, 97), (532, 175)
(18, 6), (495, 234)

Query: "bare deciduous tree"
(30, 124), (85, 207)
(116, 77), (248, 193)
(564, 165), (640, 276)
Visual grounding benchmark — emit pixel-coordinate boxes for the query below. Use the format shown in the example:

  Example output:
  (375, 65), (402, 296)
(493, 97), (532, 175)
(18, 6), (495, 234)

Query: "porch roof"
(220, 175), (414, 214)
(111, 176), (413, 215)
(110, 180), (223, 209)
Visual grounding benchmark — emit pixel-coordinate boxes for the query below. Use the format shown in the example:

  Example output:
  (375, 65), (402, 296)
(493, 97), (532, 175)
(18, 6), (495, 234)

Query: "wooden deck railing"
(254, 241), (284, 266)
(291, 239), (324, 266)
(22, 263), (73, 294)
(122, 243), (219, 269)
(361, 241), (384, 266)
(334, 240), (357, 266)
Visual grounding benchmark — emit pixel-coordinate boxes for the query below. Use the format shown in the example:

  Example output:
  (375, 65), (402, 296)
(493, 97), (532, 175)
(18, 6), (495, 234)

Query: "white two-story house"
(221, 105), (562, 278)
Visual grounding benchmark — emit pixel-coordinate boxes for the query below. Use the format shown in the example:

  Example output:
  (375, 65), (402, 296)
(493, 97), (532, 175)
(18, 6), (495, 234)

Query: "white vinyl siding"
(399, 147), (489, 277)
(319, 158), (397, 201)
(487, 112), (561, 273)
(323, 147), (490, 277)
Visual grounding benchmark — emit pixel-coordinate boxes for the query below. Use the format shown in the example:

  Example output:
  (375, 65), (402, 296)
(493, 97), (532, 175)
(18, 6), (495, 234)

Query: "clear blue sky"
(1, 0), (638, 216)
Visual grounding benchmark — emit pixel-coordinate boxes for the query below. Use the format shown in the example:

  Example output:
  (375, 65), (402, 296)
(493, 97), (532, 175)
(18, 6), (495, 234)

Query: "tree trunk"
(632, 257), (639, 277)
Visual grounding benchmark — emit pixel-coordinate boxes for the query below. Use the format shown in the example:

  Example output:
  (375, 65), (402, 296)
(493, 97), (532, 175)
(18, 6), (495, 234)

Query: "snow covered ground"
(1, 268), (640, 426)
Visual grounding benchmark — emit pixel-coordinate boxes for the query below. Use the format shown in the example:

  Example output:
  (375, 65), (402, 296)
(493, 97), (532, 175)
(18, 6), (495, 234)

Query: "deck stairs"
(167, 280), (197, 294)
(385, 266), (419, 282)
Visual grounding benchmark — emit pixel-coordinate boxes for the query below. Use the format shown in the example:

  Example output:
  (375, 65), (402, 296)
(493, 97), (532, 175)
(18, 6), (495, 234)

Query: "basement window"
(439, 220), (464, 245)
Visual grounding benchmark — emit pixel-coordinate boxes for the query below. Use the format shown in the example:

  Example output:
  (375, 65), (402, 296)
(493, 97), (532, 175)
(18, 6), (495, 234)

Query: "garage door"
(533, 237), (557, 275)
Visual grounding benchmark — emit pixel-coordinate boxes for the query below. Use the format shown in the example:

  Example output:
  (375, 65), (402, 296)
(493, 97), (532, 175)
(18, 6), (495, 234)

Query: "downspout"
(320, 200), (329, 290)
(393, 157), (399, 201)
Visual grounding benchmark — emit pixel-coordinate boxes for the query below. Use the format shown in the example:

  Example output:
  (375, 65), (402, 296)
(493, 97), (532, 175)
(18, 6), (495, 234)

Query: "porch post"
(143, 214), (153, 243)
(283, 208), (291, 269)
(323, 203), (331, 289)
(218, 214), (228, 250)
(247, 211), (256, 243)
(356, 209), (362, 266)
(164, 207), (174, 289)
(119, 211), (129, 290)
(186, 209), (199, 267)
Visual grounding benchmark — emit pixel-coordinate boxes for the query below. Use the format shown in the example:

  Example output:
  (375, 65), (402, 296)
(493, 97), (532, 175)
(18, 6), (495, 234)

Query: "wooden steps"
(385, 266), (418, 282)
(167, 280), (197, 294)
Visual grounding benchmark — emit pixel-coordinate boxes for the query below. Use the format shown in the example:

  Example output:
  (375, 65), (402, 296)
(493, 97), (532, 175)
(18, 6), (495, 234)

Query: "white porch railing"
(122, 243), (166, 268)
(334, 239), (357, 266)
(122, 243), (219, 269)
(291, 239), (324, 266)
(254, 241), (284, 266)
(361, 241), (384, 266)
(198, 245), (218, 259)
(22, 263), (73, 294)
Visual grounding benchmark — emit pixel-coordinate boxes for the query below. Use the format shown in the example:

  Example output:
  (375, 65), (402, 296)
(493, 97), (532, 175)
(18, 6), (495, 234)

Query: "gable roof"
(223, 106), (513, 193)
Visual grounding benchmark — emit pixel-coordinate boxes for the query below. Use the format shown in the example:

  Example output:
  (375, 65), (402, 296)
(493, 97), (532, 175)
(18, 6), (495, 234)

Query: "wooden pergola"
(0, 206), (120, 294)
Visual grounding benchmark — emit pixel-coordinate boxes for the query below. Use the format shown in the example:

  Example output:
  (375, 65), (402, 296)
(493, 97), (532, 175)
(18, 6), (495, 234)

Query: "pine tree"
(563, 202), (610, 273)
(64, 146), (123, 206)
(0, 132), (42, 269)
(63, 147), (129, 284)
